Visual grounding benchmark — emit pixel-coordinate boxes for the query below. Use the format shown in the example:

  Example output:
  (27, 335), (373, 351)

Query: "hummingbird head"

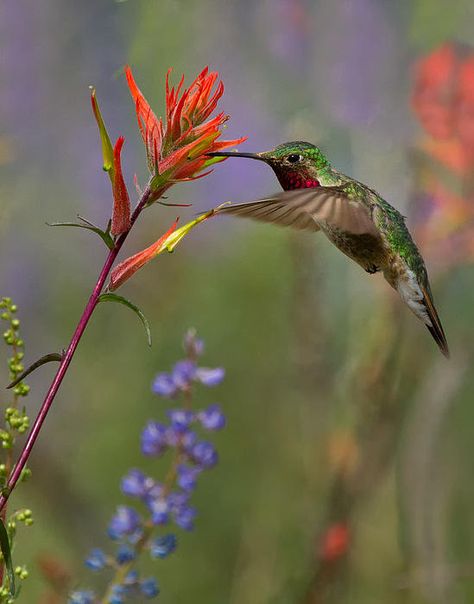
(207, 141), (331, 190)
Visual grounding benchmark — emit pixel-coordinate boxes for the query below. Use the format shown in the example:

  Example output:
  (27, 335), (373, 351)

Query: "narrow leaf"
(90, 86), (115, 180)
(46, 221), (115, 249)
(7, 352), (63, 389)
(98, 293), (152, 346)
(0, 519), (15, 597)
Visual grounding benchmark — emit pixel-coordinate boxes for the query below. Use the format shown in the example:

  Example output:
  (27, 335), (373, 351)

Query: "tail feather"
(420, 283), (450, 358)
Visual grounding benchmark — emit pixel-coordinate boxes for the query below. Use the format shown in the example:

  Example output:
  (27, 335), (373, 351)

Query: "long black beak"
(206, 151), (266, 162)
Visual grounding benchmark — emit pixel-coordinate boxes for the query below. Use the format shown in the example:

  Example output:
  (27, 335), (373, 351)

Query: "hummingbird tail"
(420, 283), (450, 358)
(394, 270), (449, 358)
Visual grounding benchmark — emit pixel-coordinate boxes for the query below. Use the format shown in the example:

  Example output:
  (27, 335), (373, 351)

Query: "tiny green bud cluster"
(0, 298), (32, 598)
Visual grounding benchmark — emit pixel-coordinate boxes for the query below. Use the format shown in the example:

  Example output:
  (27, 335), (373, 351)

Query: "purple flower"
(171, 360), (196, 389)
(149, 534), (177, 559)
(108, 506), (141, 540)
(152, 372), (176, 398)
(177, 464), (201, 492)
(173, 504), (197, 531)
(116, 544), (136, 565)
(109, 583), (129, 604)
(198, 404), (226, 430)
(141, 422), (168, 456)
(69, 591), (96, 604)
(168, 491), (190, 511)
(84, 548), (107, 571)
(124, 570), (139, 585)
(145, 481), (164, 501)
(191, 441), (218, 469)
(121, 469), (148, 498)
(164, 426), (197, 449)
(148, 498), (169, 525)
(140, 577), (160, 598)
(184, 329), (204, 357)
(195, 367), (225, 386)
(167, 409), (194, 431)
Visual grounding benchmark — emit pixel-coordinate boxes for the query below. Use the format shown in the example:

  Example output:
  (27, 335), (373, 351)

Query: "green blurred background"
(1, 1), (474, 602)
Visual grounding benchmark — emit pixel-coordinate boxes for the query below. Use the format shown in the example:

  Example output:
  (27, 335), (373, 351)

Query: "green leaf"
(46, 218), (115, 249)
(90, 86), (115, 180)
(0, 518), (15, 598)
(7, 352), (63, 389)
(98, 293), (152, 346)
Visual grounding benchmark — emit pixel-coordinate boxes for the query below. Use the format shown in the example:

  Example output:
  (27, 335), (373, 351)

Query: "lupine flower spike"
(71, 330), (226, 603)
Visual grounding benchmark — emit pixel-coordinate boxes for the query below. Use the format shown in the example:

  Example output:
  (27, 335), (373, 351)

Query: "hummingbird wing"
(215, 187), (380, 237)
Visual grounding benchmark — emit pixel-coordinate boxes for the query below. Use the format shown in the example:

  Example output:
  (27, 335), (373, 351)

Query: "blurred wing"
(216, 187), (379, 236)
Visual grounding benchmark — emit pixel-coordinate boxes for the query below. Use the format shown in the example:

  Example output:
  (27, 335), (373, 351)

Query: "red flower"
(110, 137), (131, 236)
(109, 220), (179, 291)
(125, 66), (246, 200)
(320, 523), (350, 563)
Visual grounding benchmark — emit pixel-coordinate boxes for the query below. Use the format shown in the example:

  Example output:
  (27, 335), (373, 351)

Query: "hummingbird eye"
(286, 153), (303, 164)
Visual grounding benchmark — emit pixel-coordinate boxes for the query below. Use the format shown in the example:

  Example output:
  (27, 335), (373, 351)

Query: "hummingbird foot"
(365, 264), (380, 274)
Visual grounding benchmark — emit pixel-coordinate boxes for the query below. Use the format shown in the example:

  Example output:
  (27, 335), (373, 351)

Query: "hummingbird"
(207, 141), (449, 357)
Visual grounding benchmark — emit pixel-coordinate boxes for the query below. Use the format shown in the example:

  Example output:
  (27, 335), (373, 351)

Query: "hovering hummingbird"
(207, 141), (449, 357)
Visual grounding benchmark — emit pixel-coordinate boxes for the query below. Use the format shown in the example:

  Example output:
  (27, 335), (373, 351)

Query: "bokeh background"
(1, 1), (474, 602)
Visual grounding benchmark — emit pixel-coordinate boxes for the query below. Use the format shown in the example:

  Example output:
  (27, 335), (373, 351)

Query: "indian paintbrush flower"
(125, 66), (246, 201)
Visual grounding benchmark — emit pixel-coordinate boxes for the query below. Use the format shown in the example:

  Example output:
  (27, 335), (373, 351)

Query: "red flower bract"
(110, 136), (131, 236)
(125, 66), (246, 200)
(109, 220), (179, 291)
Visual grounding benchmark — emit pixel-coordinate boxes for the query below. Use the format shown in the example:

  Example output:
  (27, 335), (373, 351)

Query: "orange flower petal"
(109, 220), (179, 290)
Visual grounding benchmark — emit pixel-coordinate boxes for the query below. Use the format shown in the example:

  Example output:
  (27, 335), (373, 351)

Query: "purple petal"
(195, 367), (225, 386)
(198, 404), (226, 431)
(152, 372), (176, 398)
(172, 360), (196, 389)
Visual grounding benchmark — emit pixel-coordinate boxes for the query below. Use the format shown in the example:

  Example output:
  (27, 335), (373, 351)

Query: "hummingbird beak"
(206, 151), (267, 162)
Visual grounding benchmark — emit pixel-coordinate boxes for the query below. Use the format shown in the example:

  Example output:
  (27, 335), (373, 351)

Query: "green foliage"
(98, 293), (152, 346)
(46, 216), (115, 249)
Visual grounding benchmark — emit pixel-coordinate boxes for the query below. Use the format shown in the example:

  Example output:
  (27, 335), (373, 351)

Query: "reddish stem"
(0, 184), (152, 513)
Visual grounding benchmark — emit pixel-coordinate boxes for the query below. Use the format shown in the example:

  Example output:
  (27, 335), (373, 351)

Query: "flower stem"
(0, 183), (153, 513)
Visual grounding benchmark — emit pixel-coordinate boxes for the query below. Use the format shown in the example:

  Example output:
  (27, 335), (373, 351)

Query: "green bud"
(10, 305), (17, 313)
(14, 565), (28, 580)
(11, 319), (20, 330)
(16, 339), (24, 347)
(20, 468), (31, 482)
(0, 312), (9, 320)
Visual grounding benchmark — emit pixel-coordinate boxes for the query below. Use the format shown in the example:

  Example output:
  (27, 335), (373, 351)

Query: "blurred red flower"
(320, 522), (350, 563)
